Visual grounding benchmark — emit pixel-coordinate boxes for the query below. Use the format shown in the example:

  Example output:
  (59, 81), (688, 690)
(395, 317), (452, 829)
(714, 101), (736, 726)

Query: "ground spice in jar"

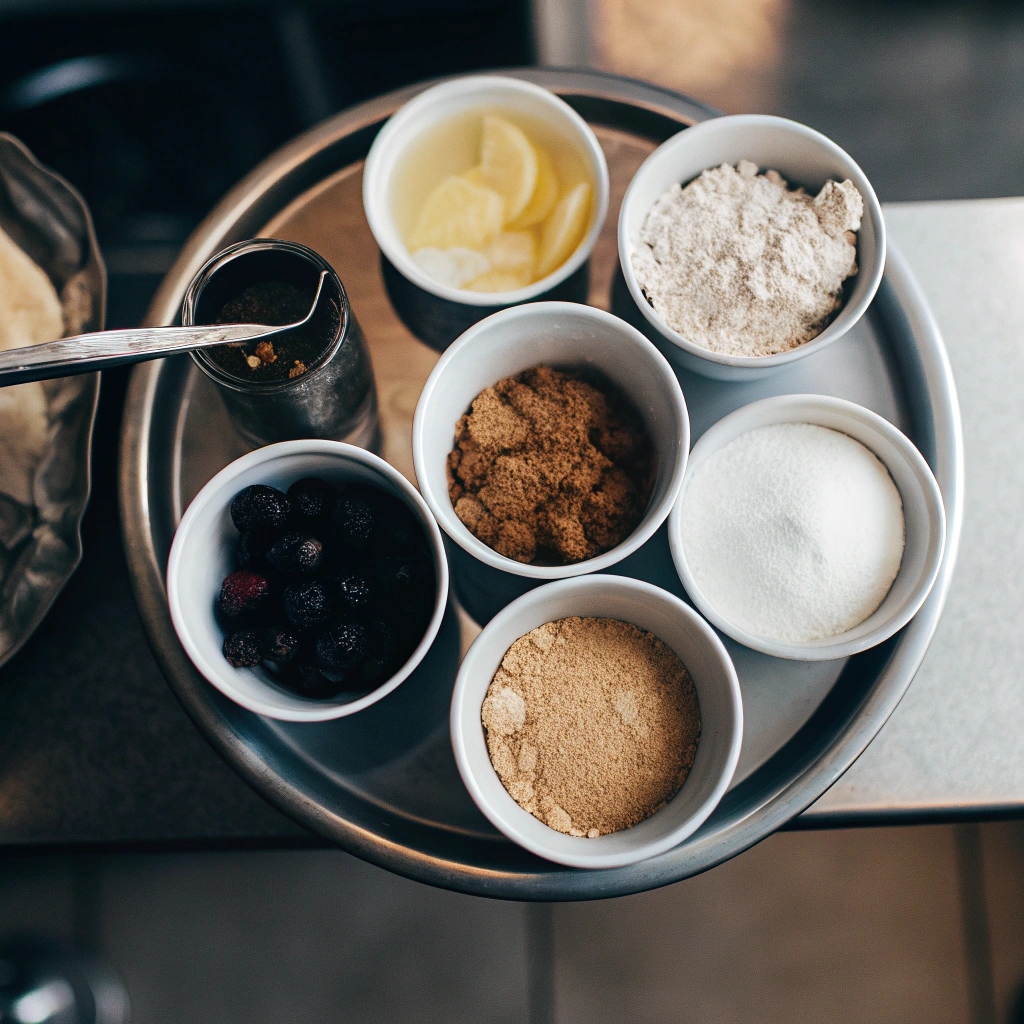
(206, 277), (340, 383)
(481, 616), (701, 837)
(447, 365), (655, 564)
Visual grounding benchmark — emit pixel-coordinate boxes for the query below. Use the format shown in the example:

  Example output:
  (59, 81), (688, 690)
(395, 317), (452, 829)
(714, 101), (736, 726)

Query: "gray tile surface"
(4, 825), (1024, 1022)
(981, 822), (1024, 1024)
(551, 826), (974, 1024)
(91, 850), (530, 1024)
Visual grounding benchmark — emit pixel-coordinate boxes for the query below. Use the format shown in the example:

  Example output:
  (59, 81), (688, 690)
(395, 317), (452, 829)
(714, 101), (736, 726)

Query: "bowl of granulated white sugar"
(668, 394), (945, 661)
(617, 115), (885, 381)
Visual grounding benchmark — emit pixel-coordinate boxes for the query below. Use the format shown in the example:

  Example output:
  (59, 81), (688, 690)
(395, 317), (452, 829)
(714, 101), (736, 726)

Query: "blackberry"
(218, 570), (270, 621)
(287, 477), (336, 524)
(223, 629), (264, 668)
(333, 494), (375, 550)
(283, 580), (330, 627)
(334, 572), (372, 614)
(262, 626), (303, 666)
(267, 532), (324, 575)
(316, 622), (369, 670)
(237, 529), (274, 571)
(230, 484), (290, 532)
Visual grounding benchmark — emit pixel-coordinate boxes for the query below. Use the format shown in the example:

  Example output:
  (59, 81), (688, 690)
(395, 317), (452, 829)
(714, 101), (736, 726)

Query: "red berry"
(218, 570), (270, 620)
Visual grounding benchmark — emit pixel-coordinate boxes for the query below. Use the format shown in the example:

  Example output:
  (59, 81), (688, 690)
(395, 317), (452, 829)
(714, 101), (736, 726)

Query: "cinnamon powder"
(481, 616), (701, 837)
(446, 365), (654, 564)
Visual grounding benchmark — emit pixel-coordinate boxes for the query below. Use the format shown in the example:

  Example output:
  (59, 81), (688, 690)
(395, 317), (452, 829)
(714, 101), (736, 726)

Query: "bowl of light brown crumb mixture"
(617, 114), (885, 381)
(412, 301), (689, 602)
(450, 575), (742, 868)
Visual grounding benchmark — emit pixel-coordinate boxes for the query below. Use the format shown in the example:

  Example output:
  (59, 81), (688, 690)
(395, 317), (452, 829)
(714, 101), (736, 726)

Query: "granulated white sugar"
(631, 161), (863, 357)
(680, 423), (905, 643)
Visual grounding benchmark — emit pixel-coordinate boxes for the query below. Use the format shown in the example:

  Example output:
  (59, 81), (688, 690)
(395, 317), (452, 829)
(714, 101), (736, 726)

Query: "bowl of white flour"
(617, 115), (885, 381)
(668, 394), (945, 661)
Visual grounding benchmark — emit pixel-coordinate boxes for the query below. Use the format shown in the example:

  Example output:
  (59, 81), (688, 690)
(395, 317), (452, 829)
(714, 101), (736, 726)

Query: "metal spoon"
(0, 270), (330, 388)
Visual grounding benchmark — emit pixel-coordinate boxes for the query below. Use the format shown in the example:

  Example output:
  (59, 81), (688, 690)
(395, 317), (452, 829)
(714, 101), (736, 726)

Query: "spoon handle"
(0, 322), (281, 387)
(0, 270), (330, 387)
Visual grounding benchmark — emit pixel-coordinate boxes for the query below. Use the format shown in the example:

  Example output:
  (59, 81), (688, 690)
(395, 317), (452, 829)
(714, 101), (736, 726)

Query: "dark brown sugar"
(447, 365), (655, 564)
(206, 278), (340, 383)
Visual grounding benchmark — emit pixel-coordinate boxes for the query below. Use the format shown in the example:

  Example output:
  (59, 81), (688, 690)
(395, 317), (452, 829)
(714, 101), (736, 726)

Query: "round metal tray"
(119, 69), (963, 900)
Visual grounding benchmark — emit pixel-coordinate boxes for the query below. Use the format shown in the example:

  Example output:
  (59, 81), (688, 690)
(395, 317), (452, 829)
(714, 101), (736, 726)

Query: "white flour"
(631, 161), (863, 357)
(680, 423), (904, 643)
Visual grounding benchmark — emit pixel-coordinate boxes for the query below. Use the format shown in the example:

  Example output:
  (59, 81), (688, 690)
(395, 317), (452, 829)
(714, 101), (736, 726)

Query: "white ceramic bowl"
(668, 394), (945, 661)
(617, 114), (886, 381)
(451, 575), (742, 869)
(167, 440), (449, 722)
(364, 75), (610, 347)
(413, 301), (689, 592)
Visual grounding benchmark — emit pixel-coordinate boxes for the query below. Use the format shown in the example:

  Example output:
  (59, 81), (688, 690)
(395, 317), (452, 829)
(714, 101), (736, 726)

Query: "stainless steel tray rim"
(119, 71), (963, 900)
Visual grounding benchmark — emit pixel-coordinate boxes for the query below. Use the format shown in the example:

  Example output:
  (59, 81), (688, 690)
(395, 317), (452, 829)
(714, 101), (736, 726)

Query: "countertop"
(0, 197), (1020, 851)
(803, 197), (1024, 824)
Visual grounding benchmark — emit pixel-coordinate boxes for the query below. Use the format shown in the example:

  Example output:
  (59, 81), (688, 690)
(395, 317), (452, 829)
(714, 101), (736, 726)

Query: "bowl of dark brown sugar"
(617, 115), (885, 381)
(450, 574), (743, 868)
(412, 301), (689, 620)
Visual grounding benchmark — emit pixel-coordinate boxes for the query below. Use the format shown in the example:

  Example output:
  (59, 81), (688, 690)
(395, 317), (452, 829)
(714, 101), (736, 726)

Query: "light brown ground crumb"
(254, 340), (277, 364)
(481, 616), (701, 837)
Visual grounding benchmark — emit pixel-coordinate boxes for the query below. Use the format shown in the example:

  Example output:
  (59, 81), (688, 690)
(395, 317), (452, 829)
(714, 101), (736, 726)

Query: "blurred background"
(1, 0), (1022, 1022)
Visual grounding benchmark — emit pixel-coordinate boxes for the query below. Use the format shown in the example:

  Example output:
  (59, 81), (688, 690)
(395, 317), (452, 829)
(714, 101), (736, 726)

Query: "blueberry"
(223, 629), (264, 668)
(286, 662), (344, 699)
(287, 477), (336, 524)
(230, 485), (290, 533)
(368, 618), (397, 663)
(267, 532), (324, 575)
(262, 626), (303, 666)
(378, 498), (423, 548)
(237, 529), (274, 571)
(315, 622), (369, 670)
(283, 580), (330, 627)
(375, 554), (431, 598)
(333, 495), (375, 550)
(334, 572), (372, 614)
(360, 656), (391, 687)
(385, 597), (432, 652)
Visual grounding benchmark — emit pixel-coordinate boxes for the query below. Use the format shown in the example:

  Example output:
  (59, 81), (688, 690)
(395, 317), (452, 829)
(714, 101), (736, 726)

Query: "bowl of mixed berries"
(167, 440), (448, 721)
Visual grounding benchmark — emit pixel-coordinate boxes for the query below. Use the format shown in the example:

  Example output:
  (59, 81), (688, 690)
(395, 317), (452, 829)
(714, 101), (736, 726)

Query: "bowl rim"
(412, 299), (690, 579)
(668, 394), (946, 661)
(363, 73), (611, 306)
(449, 574), (744, 868)
(617, 112), (887, 370)
(166, 439), (450, 722)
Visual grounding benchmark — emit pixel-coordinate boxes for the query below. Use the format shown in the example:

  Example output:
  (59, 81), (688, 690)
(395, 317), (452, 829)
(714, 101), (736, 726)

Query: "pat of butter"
(412, 246), (490, 289)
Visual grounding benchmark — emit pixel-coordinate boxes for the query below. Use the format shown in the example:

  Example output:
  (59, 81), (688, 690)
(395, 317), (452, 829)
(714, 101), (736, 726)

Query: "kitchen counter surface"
(804, 197), (1024, 824)
(0, 197), (1020, 852)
